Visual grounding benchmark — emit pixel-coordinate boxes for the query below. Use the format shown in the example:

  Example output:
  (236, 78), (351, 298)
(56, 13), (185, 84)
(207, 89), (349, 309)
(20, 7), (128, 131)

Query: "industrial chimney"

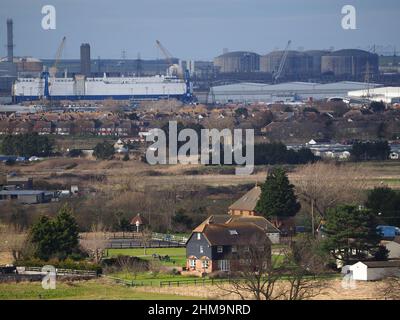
(80, 43), (91, 77)
(7, 18), (14, 63)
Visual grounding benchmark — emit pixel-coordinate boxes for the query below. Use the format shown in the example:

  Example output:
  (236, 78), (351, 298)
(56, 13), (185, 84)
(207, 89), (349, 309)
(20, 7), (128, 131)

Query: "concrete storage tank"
(260, 50), (313, 78)
(304, 50), (330, 76)
(321, 49), (379, 79)
(213, 51), (260, 73)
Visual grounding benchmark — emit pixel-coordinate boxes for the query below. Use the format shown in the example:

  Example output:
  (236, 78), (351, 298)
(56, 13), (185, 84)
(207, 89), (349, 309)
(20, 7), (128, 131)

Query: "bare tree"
(217, 235), (286, 300)
(282, 236), (329, 300)
(0, 224), (28, 261)
(80, 223), (109, 263)
(294, 162), (368, 234)
(141, 228), (153, 255)
(218, 235), (328, 300)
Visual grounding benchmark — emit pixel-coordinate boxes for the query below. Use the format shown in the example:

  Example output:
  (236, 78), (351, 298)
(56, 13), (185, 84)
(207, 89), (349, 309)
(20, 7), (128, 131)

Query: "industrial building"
(207, 81), (382, 104)
(0, 190), (53, 204)
(348, 86), (400, 103)
(213, 51), (260, 73)
(321, 49), (379, 79)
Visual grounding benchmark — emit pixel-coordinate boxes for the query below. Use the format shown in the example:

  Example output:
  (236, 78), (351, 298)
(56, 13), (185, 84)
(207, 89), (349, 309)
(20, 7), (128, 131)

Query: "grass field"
(0, 279), (195, 300)
(107, 247), (187, 267)
(110, 272), (199, 286)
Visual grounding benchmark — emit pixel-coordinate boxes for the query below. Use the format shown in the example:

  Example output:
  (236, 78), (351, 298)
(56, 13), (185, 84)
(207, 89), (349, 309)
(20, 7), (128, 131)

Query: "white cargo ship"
(13, 74), (188, 102)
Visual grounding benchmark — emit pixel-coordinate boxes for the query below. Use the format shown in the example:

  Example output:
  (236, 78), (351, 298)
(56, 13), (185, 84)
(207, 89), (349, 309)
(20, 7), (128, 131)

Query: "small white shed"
(350, 261), (400, 281)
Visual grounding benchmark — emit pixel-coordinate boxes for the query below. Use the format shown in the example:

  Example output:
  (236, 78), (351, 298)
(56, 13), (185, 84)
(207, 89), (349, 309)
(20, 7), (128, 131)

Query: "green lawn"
(0, 279), (195, 300)
(109, 272), (199, 286)
(107, 248), (186, 267)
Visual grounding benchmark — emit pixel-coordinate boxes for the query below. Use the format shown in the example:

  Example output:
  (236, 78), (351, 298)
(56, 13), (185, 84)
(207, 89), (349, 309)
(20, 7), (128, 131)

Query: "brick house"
(54, 122), (73, 135)
(185, 220), (270, 274)
(228, 184), (294, 236)
(14, 121), (33, 135)
(32, 121), (53, 135)
(228, 185), (261, 216)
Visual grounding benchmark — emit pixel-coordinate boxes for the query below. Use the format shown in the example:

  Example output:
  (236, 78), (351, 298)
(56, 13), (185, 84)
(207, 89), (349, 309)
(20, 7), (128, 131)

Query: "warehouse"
(0, 190), (53, 204)
(348, 86), (400, 103)
(208, 81), (382, 104)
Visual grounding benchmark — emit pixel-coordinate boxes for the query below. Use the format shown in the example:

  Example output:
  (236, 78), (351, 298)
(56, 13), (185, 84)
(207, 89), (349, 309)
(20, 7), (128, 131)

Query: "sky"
(1, 0), (399, 60)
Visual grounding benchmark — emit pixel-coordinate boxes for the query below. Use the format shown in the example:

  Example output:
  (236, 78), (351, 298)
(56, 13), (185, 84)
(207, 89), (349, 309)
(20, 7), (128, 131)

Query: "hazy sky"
(1, 0), (399, 60)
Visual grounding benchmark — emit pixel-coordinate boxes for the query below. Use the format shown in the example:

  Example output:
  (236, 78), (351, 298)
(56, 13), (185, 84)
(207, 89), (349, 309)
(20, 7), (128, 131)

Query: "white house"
(349, 261), (400, 281)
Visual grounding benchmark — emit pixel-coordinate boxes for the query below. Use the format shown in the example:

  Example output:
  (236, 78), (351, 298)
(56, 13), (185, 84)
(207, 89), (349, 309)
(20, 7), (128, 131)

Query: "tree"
(93, 141), (115, 160)
(283, 235), (328, 300)
(172, 209), (193, 231)
(365, 186), (400, 226)
(0, 133), (53, 157)
(295, 162), (368, 234)
(217, 235), (327, 300)
(30, 205), (80, 260)
(217, 234), (281, 300)
(321, 205), (381, 264)
(255, 167), (300, 220)
(370, 101), (385, 113)
(351, 141), (390, 161)
(80, 223), (108, 263)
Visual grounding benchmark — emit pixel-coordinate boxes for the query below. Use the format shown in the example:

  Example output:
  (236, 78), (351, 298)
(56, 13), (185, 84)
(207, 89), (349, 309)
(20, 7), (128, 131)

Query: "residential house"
(228, 185), (261, 216)
(185, 220), (270, 274)
(0, 120), (12, 135)
(97, 121), (116, 136)
(116, 120), (133, 137)
(199, 215), (280, 244)
(73, 120), (96, 135)
(228, 184), (294, 235)
(54, 122), (73, 135)
(32, 121), (52, 135)
(14, 121), (33, 135)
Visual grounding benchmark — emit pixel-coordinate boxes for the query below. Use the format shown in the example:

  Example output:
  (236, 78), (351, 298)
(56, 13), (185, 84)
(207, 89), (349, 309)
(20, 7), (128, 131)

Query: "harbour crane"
(49, 36), (66, 77)
(40, 36), (66, 101)
(155, 40), (193, 102)
(156, 39), (182, 78)
(273, 40), (291, 83)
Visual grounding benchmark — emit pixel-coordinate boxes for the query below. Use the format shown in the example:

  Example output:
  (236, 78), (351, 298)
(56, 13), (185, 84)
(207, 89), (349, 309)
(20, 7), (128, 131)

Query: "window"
(231, 246), (237, 253)
(217, 246), (223, 253)
(197, 233), (201, 240)
(189, 259), (196, 268)
(202, 260), (209, 268)
(218, 260), (230, 271)
(229, 230), (238, 235)
(199, 246), (204, 253)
